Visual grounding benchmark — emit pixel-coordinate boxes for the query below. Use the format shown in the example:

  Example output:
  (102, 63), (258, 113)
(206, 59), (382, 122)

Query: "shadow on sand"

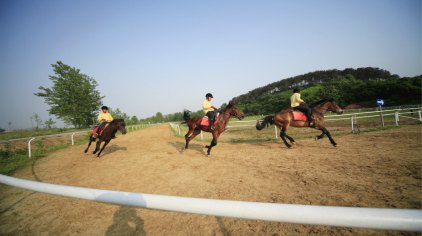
(168, 141), (206, 155)
(106, 206), (146, 236)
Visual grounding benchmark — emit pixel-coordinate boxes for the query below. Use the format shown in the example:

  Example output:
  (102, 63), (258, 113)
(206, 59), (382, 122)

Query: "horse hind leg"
(185, 127), (200, 149)
(285, 133), (296, 146)
(280, 127), (292, 148)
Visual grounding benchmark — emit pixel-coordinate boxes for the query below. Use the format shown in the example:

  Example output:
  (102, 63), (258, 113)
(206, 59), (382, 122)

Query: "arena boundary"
(1, 174), (421, 232)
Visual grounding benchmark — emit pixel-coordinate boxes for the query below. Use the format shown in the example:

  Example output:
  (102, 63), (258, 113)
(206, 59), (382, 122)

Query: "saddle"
(200, 114), (219, 126)
(92, 123), (110, 136)
(291, 111), (310, 122)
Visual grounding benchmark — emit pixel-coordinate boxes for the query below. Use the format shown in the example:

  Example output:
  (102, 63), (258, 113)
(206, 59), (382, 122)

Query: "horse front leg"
(205, 132), (219, 156)
(322, 127), (337, 146)
(315, 132), (325, 141)
(205, 138), (217, 156)
(97, 140), (110, 157)
(84, 134), (94, 153)
(93, 140), (101, 154)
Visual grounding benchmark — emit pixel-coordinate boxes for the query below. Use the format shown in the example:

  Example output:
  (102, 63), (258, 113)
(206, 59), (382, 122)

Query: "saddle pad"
(200, 116), (219, 126)
(292, 111), (308, 121)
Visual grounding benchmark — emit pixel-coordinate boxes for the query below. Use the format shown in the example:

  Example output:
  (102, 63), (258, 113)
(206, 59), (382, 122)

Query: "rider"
(290, 88), (313, 126)
(93, 106), (113, 138)
(203, 93), (218, 130)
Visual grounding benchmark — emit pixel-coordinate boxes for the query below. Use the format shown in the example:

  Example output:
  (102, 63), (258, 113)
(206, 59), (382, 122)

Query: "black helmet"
(206, 93), (213, 98)
(293, 88), (300, 93)
(101, 106), (109, 110)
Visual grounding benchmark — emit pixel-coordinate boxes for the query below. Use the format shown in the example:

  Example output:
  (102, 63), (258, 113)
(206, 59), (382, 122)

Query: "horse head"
(316, 99), (343, 115)
(113, 119), (127, 134)
(225, 101), (245, 120)
(311, 99), (343, 115)
(327, 99), (343, 115)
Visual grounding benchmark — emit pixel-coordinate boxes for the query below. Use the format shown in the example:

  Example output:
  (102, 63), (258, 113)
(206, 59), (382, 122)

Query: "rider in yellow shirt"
(93, 106), (113, 138)
(203, 93), (218, 130)
(290, 88), (313, 126)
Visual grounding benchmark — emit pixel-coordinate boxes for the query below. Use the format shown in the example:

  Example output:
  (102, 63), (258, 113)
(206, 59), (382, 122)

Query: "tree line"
(232, 68), (421, 115)
(30, 62), (421, 129)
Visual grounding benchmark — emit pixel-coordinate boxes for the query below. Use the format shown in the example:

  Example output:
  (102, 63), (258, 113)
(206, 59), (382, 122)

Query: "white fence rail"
(0, 174), (421, 232)
(0, 125), (149, 158)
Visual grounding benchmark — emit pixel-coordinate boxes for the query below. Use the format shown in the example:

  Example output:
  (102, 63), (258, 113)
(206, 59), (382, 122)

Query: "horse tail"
(256, 115), (275, 130)
(181, 110), (191, 124)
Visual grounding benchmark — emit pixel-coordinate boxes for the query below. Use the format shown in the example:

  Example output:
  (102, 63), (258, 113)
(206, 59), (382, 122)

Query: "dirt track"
(0, 124), (421, 235)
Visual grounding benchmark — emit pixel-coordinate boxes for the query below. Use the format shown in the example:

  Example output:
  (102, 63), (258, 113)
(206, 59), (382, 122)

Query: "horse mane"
(310, 99), (333, 108)
(111, 119), (125, 124)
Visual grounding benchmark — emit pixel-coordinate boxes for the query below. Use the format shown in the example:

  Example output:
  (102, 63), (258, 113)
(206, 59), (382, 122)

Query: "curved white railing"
(1, 174), (421, 232)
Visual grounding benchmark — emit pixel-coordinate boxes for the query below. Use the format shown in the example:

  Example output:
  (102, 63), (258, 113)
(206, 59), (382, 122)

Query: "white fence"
(170, 107), (422, 140)
(0, 174), (421, 232)
(0, 125), (149, 158)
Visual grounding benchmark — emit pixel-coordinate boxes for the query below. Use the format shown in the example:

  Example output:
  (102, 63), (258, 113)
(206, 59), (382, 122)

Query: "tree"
(130, 116), (139, 125)
(44, 118), (56, 129)
(35, 61), (103, 128)
(110, 108), (130, 121)
(31, 113), (42, 130)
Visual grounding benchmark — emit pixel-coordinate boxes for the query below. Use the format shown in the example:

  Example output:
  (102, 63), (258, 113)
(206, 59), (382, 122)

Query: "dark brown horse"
(183, 102), (245, 155)
(256, 99), (343, 148)
(84, 119), (127, 157)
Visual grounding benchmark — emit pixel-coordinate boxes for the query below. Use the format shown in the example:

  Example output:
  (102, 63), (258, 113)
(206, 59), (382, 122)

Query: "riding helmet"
(293, 88), (300, 93)
(206, 93), (213, 98)
(101, 106), (109, 110)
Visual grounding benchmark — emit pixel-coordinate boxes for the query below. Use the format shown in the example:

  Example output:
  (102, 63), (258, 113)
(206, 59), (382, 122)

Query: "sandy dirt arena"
(0, 124), (421, 236)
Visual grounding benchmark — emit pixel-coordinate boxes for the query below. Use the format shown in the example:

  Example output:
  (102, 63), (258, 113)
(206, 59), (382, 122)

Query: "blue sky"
(0, 0), (421, 129)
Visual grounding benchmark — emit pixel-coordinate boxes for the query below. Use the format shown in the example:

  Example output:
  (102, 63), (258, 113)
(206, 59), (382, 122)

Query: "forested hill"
(232, 67), (421, 115)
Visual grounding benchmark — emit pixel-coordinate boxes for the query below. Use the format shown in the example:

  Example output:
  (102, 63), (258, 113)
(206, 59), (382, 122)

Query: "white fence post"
(28, 138), (35, 158)
(351, 116), (354, 133)
(395, 112), (399, 126)
(71, 133), (75, 145)
(419, 111), (422, 122)
(200, 130), (203, 140)
(274, 126), (278, 139)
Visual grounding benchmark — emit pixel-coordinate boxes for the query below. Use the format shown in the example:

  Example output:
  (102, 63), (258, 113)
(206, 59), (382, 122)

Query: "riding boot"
(308, 116), (314, 127)
(209, 119), (215, 131)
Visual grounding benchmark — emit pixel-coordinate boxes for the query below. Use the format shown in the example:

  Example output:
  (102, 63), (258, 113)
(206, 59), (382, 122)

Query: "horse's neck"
(216, 110), (231, 129)
(312, 103), (329, 115)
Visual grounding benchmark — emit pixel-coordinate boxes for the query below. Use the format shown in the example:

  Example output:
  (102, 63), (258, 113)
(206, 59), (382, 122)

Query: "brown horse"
(256, 99), (343, 148)
(84, 119), (127, 157)
(183, 102), (245, 155)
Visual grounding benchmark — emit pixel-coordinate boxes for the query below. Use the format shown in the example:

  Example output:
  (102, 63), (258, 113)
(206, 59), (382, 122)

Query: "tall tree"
(35, 61), (103, 128)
